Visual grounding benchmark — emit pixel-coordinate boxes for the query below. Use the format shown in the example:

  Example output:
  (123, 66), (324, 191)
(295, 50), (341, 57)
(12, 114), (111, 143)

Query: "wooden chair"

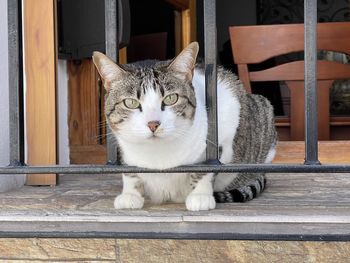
(229, 22), (350, 140)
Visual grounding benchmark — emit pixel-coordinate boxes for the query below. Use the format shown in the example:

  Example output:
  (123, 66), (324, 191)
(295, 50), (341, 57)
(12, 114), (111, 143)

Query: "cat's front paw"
(186, 194), (216, 211)
(114, 193), (144, 209)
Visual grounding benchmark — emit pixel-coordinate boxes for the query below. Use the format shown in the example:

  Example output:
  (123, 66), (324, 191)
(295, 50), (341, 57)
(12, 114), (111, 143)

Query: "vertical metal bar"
(204, 0), (219, 163)
(304, 0), (320, 165)
(8, 0), (24, 166)
(105, 0), (118, 164)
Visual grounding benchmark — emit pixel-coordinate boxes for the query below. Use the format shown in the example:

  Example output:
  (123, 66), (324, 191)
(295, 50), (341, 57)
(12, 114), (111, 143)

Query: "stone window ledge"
(0, 173), (350, 240)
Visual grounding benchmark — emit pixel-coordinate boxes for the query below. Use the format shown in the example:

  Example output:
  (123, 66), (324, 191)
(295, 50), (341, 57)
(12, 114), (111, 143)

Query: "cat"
(92, 42), (277, 211)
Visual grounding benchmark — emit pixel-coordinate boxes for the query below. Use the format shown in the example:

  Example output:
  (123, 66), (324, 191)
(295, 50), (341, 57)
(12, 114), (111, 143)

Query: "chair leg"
(287, 80), (332, 141)
(317, 80), (333, 140)
(287, 81), (305, 141)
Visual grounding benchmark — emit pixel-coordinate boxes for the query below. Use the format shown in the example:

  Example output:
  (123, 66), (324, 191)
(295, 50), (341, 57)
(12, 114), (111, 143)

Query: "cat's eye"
(163, 94), (178, 106)
(123, 98), (140, 109)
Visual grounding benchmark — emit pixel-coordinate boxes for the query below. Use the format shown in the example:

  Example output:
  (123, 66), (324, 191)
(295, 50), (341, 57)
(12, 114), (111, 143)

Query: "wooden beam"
(119, 47), (127, 64)
(181, 0), (196, 48)
(189, 0), (196, 44)
(181, 9), (191, 48)
(24, 0), (57, 185)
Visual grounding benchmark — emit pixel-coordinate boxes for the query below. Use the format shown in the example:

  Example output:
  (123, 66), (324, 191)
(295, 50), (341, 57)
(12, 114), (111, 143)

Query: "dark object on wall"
(258, 0), (350, 24)
(57, 0), (130, 60)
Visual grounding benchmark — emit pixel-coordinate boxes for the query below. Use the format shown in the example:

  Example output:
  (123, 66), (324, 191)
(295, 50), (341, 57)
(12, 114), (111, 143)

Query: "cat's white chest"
(139, 173), (192, 203)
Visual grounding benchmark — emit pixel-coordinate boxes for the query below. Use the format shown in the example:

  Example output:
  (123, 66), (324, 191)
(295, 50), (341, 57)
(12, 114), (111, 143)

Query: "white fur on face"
(116, 88), (192, 144)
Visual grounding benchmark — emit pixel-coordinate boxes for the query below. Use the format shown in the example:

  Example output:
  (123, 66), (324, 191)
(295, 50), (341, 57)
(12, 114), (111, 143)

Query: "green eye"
(163, 93), (178, 106)
(123, 98), (140, 109)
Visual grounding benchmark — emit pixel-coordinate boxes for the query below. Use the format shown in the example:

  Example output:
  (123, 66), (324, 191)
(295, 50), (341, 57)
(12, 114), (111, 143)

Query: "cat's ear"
(167, 42), (199, 82)
(92, 51), (126, 90)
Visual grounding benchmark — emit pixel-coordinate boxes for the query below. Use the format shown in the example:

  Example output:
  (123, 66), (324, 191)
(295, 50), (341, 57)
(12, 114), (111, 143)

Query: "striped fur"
(197, 66), (277, 203)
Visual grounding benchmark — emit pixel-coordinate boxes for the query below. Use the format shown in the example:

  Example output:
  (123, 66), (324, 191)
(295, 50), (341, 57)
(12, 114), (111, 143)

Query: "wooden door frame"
(24, 0), (57, 185)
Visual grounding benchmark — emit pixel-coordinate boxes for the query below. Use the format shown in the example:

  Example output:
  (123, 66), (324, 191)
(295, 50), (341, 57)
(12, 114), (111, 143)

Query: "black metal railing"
(4, 0), (350, 175)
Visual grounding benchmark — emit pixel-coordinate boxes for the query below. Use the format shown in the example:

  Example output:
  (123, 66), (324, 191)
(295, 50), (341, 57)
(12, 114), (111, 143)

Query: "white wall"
(57, 60), (70, 165)
(0, 0), (26, 192)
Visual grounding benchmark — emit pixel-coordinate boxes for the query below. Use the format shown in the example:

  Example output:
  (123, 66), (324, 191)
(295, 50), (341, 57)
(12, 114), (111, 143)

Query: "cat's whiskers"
(166, 131), (188, 139)
(163, 125), (218, 146)
(93, 131), (115, 140)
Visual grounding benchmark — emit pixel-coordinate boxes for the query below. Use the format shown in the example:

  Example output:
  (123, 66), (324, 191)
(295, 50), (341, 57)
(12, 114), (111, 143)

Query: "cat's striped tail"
(213, 175), (266, 203)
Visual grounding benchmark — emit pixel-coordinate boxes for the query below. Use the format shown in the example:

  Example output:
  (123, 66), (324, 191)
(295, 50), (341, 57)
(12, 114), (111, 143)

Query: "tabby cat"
(92, 42), (277, 211)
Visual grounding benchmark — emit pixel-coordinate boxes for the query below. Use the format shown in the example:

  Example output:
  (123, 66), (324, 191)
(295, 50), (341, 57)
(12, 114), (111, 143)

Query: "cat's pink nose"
(147, 121), (161, 132)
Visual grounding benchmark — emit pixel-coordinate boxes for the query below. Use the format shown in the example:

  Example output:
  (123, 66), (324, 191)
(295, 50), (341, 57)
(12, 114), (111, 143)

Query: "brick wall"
(0, 239), (349, 262)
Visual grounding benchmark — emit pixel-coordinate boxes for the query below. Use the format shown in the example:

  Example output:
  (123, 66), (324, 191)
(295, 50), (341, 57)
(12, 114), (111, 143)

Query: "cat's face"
(93, 42), (199, 143)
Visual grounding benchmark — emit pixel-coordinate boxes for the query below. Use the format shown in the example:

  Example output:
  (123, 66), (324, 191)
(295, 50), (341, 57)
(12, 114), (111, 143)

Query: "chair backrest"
(229, 22), (350, 140)
(229, 22), (350, 92)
